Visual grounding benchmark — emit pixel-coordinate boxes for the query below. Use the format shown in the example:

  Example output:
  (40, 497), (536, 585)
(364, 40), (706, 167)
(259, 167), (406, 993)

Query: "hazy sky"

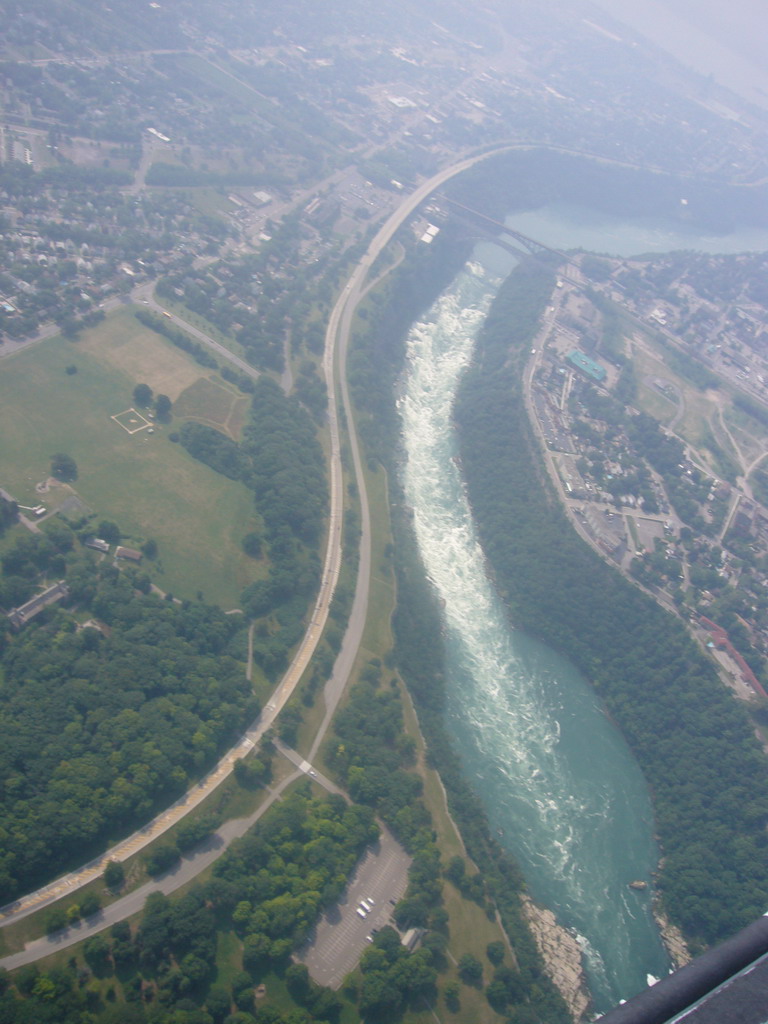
(588, 0), (768, 111)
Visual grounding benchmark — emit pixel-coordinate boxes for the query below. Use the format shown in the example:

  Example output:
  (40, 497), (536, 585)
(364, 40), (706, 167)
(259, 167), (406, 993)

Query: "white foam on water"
(398, 259), (669, 1010)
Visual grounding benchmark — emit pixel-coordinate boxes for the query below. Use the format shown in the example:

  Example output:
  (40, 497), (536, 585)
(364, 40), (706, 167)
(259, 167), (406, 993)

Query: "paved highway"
(0, 145), (510, 964)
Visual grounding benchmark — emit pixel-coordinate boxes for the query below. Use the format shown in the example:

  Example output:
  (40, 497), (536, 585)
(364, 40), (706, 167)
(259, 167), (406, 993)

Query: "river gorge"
(396, 203), (768, 1013)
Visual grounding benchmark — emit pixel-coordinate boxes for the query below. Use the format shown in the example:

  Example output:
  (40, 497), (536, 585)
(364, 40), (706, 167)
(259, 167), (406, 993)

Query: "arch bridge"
(435, 194), (575, 266)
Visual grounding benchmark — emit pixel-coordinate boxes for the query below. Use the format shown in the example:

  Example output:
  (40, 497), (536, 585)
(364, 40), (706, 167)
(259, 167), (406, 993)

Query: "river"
(397, 207), (768, 1013)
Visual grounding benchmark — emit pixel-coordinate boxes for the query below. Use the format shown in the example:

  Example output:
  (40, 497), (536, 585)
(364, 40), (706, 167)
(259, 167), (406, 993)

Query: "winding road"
(0, 146), (509, 967)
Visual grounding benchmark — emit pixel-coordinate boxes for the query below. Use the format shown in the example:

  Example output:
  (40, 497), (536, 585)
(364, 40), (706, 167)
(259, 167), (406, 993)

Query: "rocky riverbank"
(653, 902), (691, 970)
(520, 894), (592, 1022)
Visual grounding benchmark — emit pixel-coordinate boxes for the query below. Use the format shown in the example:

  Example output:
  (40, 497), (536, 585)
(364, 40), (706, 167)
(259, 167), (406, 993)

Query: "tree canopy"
(453, 262), (768, 946)
(0, 559), (257, 902)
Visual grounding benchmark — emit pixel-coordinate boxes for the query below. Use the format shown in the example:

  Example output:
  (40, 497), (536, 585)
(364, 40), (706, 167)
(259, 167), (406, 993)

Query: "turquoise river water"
(397, 207), (768, 1013)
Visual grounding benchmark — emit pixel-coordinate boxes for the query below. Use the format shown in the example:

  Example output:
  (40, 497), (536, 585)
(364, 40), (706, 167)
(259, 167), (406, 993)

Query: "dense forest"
(0, 556), (257, 904)
(452, 261), (768, 948)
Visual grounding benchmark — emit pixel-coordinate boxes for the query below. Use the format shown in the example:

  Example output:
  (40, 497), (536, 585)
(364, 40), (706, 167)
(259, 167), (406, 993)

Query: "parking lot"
(296, 825), (411, 988)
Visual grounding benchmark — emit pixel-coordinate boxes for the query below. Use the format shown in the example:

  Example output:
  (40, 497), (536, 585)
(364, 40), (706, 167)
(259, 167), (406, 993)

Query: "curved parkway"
(0, 147), (509, 945)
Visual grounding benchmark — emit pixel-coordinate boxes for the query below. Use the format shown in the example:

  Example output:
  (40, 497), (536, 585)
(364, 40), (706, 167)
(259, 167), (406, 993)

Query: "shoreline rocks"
(520, 894), (592, 1022)
(653, 902), (691, 970)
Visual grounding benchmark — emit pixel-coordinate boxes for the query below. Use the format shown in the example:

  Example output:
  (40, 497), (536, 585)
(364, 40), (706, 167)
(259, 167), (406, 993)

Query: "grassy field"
(76, 307), (203, 400)
(173, 376), (251, 439)
(175, 187), (236, 219)
(0, 310), (263, 607)
(632, 342), (719, 447)
(726, 404), (768, 465)
(164, 52), (273, 113)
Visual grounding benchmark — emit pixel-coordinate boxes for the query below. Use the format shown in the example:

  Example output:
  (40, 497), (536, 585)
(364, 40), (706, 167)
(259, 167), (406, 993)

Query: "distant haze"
(587, 0), (768, 111)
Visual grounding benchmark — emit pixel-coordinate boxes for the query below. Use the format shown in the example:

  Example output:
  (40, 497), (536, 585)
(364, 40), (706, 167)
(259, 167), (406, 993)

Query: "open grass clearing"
(163, 52), (274, 114)
(678, 392), (730, 452)
(173, 376), (251, 438)
(174, 186), (236, 219)
(630, 328), (743, 459)
(726, 404), (768, 463)
(76, 306), (203, 401)
(707, 404), (744, 469)
(212, 929), (243, 992)
(631, 345), (717, 448)
(0, 317), (262, 606)
(635, 381), (678, 426)
(227, 393), (252, 438)
(439, 897), (510, 1024)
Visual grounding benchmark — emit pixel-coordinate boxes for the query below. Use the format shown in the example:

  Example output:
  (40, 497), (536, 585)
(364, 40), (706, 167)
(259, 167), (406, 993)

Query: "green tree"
(50, 452), (77, 481)
(43, 519), (75, 552)
(486, 978), (510, 1012)
(45, 906), (67, 936)
(445, 855), (466, 887)
(205, 985), (232, 1023)
(15, 965), (39, 996)
(98, 520), (121, 544)
(103, 860), (125, 891)
(79, 889), (101, 918)
(444, 980), (460, 1011)
(458, 953), (483, 987)
(133, 383), (152, 406)
(285, 963), (310, 1002)
(486, 940), (505, 966)
(145, 841), (180, 877)
(141, 538), (158, 559)
(234, 757), (265, 789)
(83, 934), (111, 973)
(155, 393), (172, 419)
(242, 531), (263, 558)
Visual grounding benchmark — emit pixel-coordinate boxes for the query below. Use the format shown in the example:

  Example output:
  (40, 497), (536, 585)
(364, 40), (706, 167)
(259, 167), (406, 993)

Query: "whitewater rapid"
(398, 259), (668, 1011)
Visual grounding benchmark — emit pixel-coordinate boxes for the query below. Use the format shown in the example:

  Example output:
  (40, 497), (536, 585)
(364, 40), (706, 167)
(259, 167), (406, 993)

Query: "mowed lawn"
(0, 312), (264, 608)
(173, 376), (251, 439)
